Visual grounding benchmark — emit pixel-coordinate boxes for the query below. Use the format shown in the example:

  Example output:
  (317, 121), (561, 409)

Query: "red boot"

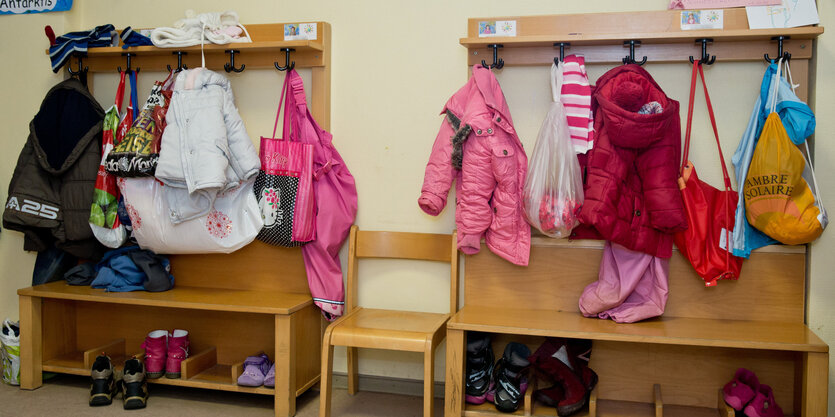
(141, 330), (167, 379)
(165, 329), (189, 379)
(529, 338), (589, 416)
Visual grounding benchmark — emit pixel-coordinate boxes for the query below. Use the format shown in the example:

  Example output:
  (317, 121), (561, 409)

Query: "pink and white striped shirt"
(560, 55), (594, 154)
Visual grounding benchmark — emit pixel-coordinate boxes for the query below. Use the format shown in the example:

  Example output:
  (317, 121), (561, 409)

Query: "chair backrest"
(346, 225), (459, 315)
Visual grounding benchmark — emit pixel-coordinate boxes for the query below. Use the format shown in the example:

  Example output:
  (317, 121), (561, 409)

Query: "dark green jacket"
(3, 78), (105, 259)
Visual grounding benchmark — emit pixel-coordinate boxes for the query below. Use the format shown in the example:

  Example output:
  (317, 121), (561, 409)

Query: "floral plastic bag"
(1, 319), (20, 386)
(523, 62), (584, 238)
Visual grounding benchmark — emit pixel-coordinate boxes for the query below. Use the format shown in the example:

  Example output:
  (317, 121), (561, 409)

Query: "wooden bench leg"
(276, 314), (296, 417)
(19, 296), (42, 390)
(319, 325), (335, 417)
(802, 351), (828, 417)
(444, 329), (465, 417)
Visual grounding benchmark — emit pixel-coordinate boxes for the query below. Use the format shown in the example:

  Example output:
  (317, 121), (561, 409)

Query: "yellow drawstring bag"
(744, 62), (826, 245)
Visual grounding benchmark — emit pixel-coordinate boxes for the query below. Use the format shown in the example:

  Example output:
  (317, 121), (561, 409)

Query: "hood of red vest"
(592, 64), (679, 150)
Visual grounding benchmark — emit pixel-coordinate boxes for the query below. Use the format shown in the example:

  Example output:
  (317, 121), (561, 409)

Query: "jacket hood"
(593, 64), (679, 149)
(30, 78), (104, 175)
(173, 67), (234, 96)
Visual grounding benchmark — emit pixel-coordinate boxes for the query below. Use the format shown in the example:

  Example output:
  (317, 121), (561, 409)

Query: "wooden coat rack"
(446, 9), (827, 417)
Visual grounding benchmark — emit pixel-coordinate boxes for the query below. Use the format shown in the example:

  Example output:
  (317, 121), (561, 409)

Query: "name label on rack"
(284, 23), (317, 41)
(680, 9), (724, 30)
(478, 20), (517, 37)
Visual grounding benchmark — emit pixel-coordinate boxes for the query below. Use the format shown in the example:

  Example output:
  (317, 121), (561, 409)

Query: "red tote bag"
(673, 61), (744, 287)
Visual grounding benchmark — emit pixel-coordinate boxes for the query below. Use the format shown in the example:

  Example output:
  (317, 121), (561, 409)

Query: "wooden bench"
(444, 238), (828, 417)
(18, 241), (321, 417)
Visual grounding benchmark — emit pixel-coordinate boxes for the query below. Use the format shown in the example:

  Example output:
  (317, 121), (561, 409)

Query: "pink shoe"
(141, 330), (167, 379)
(743, 384), (783, 417)
(723, 368), (760, 410)
(165, 329), (189, 379)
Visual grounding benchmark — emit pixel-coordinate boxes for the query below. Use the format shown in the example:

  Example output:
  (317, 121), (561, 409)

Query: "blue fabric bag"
(731, 61), (816, 257)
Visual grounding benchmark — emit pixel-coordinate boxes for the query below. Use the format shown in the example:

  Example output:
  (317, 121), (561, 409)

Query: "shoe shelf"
(463, 382), (773, 417)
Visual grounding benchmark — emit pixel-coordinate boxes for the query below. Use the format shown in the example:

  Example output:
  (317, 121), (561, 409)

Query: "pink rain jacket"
(419, 65), (530, 266)
(285, 70), (358, 320)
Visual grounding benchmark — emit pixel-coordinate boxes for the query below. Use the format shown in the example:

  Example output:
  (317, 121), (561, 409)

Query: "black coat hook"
(167, 51), (188, 72)
(274, 48), (296, 71)
(224, 50), (245, 73)
(66, 53), (88, 77)
(689, 38), (716, 65)
(553, 42), (571, 65)
(481, 44), (504, 70)
(622, 40), (647, 66)
(765, 35), (791, 63)
(117, 53), (139, 74)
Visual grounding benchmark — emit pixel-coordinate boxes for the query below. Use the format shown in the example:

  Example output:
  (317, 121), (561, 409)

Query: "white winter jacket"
(155, 68), (260, 224)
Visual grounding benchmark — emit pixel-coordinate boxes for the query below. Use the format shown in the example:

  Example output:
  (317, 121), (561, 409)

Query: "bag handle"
(270, 73), (295, 141)
(681, 60), (732, 191)
(114, 71), (127, 110)
(128, 70), (139, 123)
(550, 61), (563, 103)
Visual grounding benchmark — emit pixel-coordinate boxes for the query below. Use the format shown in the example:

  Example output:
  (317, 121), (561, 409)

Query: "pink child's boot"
(141, 330), (167, 379)
(165, 329), (189, 379)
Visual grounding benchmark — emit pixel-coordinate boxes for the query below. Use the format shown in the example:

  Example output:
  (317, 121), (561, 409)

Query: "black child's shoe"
(490, 342), (531, 413)
(465, 332), (495, 404)
(89, 355), (118, 406)
(121, 357), (149, 410)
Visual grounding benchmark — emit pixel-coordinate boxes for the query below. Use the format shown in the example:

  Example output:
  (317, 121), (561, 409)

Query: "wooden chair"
(319, 225), (459, 417)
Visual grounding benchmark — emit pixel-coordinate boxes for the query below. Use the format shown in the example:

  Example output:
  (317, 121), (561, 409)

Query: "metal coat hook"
(224, 50), (245, 73)
(117, 53), (139, 74)
(274, 48), (296, 71)
(622, 40), (647, 66)
(66, 53), (88, 77)
(689, 38), (716, 65)
(167, 51), (188, 72)
(481, 44), (504, 70)
(553, 42), (571, 65)
(764, 35), (791, 63)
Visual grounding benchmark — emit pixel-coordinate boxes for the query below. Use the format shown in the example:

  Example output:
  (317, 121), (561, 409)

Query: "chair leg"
(319, 334), (335, 417)
(347, 346), (359, 395)
(424, 340), (436, 417)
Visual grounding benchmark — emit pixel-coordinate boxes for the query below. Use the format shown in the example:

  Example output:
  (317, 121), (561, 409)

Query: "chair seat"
(328, 307), (450, 352)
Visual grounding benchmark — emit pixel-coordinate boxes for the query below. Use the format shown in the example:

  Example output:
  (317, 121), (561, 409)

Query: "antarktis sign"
(0, 0), (72, 14)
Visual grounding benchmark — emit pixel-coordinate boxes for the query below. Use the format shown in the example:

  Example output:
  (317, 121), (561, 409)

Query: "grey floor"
(0, 374), (443, 417)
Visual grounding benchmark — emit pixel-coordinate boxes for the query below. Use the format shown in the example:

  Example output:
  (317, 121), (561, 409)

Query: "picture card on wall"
(669, 0), (780, 9)
(681, 10), (725, 30)
(478, 21), (517, 37)
(746, 0), (819, 29)
(284, 23), (317, 41)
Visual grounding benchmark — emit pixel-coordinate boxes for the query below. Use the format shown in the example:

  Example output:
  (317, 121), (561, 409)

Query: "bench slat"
(18, 281), (312, 315)
(448, 305), (828, 353)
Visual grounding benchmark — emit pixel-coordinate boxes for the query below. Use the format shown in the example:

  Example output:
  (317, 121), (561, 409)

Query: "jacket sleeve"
(222, 85), (261, 182)
(636, 141), (687, 233)
(418, 117), (457, 216)
(456, 136), (495, 255)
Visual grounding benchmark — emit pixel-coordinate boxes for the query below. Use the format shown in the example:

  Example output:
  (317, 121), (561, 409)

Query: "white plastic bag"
(1, 319), (20, 386)
(523, 62), (584, 238)
(118, 177), (263, 254)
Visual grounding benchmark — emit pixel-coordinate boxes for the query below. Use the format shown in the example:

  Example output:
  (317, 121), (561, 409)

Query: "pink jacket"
(419, 65), (530, 266)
